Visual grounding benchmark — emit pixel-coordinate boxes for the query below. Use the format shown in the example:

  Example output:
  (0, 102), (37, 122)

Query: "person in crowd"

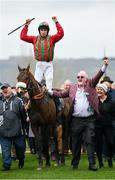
(50, 79), (72, 161)
(11, 86), (17, 96)
(0, 83), (2, 99)
(100, 76), (115, 160)
(24, 91), (36, 155)
(0, 83), (27, 171)
(95, 83), (115, 168)
(20, 16), (64, 91)
(48, 58), (109, 171)
(16, 82), (27, 99)
(11, 82), (29, 160)
(63, 79), (72, 90)
(111, 82), (115, 90)
(101, 76), (115, 100)
(15, 82), (29, 137)
(28, 120), (36, 154)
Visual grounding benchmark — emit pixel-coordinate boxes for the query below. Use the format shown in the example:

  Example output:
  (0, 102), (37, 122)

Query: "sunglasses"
(77, 76), (85, 79)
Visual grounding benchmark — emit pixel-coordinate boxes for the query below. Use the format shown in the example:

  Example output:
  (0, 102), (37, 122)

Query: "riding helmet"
(38, 22), (50, 33)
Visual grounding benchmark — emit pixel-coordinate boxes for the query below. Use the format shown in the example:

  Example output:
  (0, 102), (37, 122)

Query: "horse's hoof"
(37, 167), (42, 171)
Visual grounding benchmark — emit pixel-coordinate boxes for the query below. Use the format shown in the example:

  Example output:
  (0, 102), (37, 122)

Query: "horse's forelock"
(18, 64), (30, 71)
(21, 68), (27, 71)
(17, 68), (29, 82)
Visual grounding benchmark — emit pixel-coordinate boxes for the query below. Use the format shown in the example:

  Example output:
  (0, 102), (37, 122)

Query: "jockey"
(20, 16), (64, 91)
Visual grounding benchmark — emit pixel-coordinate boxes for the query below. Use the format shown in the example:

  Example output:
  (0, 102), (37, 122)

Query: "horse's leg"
(57, 124), (65, 165)
(37, 126), (44, 169)
(50, 125), (56, 161)
(31, 125), (43, 169)
(57, 124), (63, 154)
(53, 125), (60, 165)
(63, 118), (70, 155)
(42, 124), (51, 167)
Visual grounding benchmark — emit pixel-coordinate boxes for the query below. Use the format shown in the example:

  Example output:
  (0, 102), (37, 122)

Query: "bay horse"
(62, 97), (72, 154)
(17, 65), (56, 169)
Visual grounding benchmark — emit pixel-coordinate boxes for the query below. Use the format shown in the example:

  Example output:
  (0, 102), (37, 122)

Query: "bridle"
(32, 92), (44, 100)
(26, 78), (44, 100)
(18, 68), (44, 100)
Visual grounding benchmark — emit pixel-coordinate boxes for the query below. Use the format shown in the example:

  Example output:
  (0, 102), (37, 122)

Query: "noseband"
(32, 92), (44, 100)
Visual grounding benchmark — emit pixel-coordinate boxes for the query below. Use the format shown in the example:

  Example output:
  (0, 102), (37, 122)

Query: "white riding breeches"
(34, 61), (53, 90)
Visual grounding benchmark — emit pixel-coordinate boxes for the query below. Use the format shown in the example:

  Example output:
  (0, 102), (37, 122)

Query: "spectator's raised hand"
(101, 57), (109, 72)
(103, 57), (109, 65)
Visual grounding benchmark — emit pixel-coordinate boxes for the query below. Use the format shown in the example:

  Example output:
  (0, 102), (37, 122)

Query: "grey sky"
(0, 0), (115, 59)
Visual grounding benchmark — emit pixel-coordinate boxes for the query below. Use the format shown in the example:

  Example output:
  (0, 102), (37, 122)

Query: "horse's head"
(17, 65), (43, 100)
(17, 65), (30, 85)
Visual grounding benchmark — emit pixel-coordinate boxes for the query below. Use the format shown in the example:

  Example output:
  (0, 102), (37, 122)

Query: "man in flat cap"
(0, 83), (27, 170)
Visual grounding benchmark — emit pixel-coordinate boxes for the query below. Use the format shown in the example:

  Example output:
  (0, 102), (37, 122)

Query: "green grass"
(0, 153), (115, 179)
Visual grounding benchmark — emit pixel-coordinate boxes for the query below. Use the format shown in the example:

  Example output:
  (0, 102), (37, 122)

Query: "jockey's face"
(40, 29), (48, 38)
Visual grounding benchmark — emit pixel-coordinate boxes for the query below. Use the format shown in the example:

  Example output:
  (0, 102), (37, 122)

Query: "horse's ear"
(27, 64), (30, 72)
(18, 65), (21, 72)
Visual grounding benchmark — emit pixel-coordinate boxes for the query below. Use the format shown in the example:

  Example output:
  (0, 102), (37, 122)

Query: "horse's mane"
(28, 70), (36, 83)
(29, 70), (43, 88)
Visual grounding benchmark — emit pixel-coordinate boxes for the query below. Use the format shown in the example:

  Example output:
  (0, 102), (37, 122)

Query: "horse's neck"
(30, 73), (38, 88)
(28, 76), (44, 103)
(30, 73), (41, 90)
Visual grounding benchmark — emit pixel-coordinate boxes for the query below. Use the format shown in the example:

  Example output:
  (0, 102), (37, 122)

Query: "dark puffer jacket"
(95, 95), (115, 127)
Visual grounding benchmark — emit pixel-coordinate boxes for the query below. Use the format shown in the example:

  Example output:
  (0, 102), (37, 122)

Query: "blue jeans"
(0, 135), (25, 168)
